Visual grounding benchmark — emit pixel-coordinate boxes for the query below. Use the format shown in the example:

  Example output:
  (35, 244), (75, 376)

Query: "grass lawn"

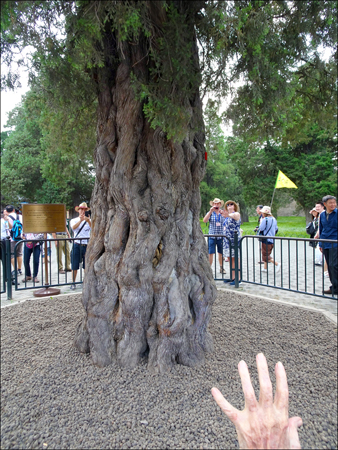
(200, 216), (308, 238)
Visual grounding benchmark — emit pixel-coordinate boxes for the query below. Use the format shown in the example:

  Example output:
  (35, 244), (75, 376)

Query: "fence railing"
(1, 234), (337, 301)
(205, 233), (337, 299)
(1, 237), (86, 300)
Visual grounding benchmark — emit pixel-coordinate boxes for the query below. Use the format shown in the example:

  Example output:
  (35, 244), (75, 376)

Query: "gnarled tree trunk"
(75, 2), (217, 372)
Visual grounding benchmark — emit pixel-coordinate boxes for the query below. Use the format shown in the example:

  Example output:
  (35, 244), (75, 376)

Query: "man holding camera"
(203, 198), (225, 273)
(70, 202), (91, 290)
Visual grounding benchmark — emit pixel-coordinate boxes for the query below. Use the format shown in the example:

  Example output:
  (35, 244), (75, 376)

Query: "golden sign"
(22, 204), (67, 233)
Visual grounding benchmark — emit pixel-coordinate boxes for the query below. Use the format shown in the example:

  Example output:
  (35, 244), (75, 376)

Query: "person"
(203, 198), (226, 274)
(258, 206), (280, 273)
(0, 212), (10, 263)
(307, 207), (319, 246)
(254, 205), (264, 265)
(221, 200), (241, 284)
(212, 353), (302, 449)
(70, 202), (91, 289)
(52, 224), (72, 274)
(22, 232), (44, 284)
(312, 201), (329, 276)
(254, 205), (263, 234)
(319, 195), (338, 296)
(3, 205), (24, 276)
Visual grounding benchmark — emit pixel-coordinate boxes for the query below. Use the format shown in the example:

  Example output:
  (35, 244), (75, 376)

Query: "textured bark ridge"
(75, 4), (217, 372)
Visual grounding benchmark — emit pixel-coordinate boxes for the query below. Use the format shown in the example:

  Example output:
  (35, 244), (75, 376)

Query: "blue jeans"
(24, 244), (41, 278)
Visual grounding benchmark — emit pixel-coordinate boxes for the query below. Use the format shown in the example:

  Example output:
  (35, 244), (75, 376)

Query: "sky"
(1, 72), (29, 132)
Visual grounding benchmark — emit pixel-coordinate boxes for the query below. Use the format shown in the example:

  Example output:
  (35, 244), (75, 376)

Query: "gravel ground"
(1, 291), (337, 450)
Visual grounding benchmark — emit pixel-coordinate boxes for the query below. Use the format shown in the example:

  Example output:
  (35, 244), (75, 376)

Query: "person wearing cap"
(258, 206), (280, 273)
(319, 195), (338, 296)
(203, 198), (226, 273)
(220, 200), (241, 284)
(70, 202), (91, 289)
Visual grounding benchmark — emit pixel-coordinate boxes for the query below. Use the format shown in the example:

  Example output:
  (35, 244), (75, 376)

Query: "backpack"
(306, 221), (315, 237)
(9, 214), (23, 241)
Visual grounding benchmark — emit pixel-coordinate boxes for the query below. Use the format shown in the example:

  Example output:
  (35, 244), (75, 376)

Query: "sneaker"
(229, 280), (241, 286)
(261, 268), (267, 272)
(66, 269), (72, 272)
(70, 284), (76, 290)
(33, 278), (40, 283)
(324, 271), (329, 278)
(18, 269), (22, 275)
(59, 270), (66, 274)
(275, 264), (280, 273)
(219, 268), (226, 274)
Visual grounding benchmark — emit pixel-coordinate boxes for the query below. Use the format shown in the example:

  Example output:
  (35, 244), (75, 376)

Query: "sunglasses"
(227, 203), (234, 206)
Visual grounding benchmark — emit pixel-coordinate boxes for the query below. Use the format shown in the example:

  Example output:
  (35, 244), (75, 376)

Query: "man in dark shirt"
(319, 195), (338, 295)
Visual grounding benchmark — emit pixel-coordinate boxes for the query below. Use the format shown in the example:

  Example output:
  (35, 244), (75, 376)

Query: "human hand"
(211, 353), (302, 449)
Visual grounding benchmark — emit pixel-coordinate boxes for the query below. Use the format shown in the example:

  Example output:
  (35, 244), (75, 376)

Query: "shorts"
(11, 241), (23, 257)
(71, 243), (87, 270)
(208, 237), (223, 255)
(261, 242), (274, 262)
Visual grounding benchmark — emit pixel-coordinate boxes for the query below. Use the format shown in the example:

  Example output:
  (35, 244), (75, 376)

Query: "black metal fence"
(1, 234), (337, 301)
(1, 237), (86, 300)
(206, 233), (337, 299)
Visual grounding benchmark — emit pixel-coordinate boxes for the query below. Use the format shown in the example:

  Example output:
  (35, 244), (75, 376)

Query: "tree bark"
(74, 2), (216, 372)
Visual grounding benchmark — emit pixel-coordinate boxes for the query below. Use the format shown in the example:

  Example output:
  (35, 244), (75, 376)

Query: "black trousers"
(323, 247), (338, 294)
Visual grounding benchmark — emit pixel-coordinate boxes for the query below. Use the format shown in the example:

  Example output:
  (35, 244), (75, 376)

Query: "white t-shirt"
(1, 218), (10, 239)
(70, 218), (91, 244)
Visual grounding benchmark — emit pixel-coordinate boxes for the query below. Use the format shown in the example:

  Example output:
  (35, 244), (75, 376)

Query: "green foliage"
(226, 132), (337, 214)
(1, 89), (95, 208)
(3, 1), (336, 146)
(201, 99), (247, 218)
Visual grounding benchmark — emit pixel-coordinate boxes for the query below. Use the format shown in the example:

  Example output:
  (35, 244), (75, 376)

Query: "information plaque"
(22, 204), (67, 233)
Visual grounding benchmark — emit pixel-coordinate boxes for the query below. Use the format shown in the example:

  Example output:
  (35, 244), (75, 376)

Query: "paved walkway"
(1, 237), (337, 324)
(1, 244), (83, 307)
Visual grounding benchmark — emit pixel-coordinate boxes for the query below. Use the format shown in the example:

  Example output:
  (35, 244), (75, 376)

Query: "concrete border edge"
(217, 288), (337, 326)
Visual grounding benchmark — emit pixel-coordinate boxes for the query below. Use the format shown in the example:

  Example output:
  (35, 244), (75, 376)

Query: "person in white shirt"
(70, 202), (91, 289)
(3, 205), (24, 275)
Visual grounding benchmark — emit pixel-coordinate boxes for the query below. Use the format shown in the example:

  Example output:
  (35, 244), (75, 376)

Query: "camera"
(85, 210), (91, 218)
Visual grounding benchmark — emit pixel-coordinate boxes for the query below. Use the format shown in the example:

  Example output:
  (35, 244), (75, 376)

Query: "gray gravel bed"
(1, 291), (337, 449)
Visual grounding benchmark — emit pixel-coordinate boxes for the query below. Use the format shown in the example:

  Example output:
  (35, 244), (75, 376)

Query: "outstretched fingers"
(211, 387), (239, 423)
(256, 353), (273, 406)
(274, 361), (289, 411)
(238, 360), (257, 411)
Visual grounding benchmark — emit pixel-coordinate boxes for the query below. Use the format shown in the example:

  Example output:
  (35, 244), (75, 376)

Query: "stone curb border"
(1, 292), (82, 309)
(2, 288), (337, 326)
(218, 288), (337, 326)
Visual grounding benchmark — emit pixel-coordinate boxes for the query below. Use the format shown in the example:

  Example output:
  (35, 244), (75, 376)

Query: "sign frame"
(22, 203), (67, 233)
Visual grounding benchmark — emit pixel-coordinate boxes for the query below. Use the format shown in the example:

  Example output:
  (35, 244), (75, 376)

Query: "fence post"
(6, 238), (12, 300)
(234, 231), (239, 288)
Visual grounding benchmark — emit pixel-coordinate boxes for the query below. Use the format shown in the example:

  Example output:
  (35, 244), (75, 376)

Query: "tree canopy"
(1, 1), (336, 143)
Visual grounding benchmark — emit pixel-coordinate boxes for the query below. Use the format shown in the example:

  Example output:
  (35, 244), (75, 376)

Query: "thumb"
(288, 416), (302, 449)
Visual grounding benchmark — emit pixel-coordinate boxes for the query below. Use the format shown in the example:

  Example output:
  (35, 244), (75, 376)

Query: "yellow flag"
(275, 170), (297, 189)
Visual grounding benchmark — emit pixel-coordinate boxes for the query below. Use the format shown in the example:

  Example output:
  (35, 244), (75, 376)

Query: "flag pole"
(270, 187), (277, 209)
(270, 171), (279, 209)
